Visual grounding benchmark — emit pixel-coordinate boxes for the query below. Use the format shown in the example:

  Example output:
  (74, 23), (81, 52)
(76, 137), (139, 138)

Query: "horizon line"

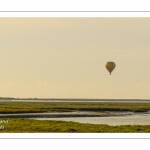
(0, 97), (150, 100)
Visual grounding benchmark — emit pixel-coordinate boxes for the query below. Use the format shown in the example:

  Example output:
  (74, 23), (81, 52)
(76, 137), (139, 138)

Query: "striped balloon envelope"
(105, 62), (116, 75)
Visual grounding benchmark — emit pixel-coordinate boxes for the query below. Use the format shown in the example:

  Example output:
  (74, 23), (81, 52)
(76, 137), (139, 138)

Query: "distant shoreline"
(0, 97), (150, 101)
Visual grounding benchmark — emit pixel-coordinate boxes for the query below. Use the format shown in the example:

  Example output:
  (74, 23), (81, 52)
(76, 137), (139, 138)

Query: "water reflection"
(34, 114), (150, 126)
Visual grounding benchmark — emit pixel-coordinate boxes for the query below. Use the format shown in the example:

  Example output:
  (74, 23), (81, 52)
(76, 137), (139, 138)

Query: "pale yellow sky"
(0, 18), (150, 99)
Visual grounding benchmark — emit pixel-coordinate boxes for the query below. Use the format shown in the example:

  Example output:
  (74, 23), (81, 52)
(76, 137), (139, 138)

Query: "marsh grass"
(0, 102), (150, 133)
(0, 101), (150, 113)
(0, 118), (150, 133)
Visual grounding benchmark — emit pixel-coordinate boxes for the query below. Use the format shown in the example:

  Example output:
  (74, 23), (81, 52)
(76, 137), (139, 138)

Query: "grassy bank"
(0, 101), (150, 113)
(0, 118), (150, 133)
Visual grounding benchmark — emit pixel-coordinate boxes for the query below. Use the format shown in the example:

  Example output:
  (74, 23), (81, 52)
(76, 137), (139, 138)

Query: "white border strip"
(0, 133), (150, 139)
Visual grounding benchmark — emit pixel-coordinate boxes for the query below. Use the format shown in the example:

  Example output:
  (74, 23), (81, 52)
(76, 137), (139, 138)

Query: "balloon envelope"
(105, 62), (116, 75)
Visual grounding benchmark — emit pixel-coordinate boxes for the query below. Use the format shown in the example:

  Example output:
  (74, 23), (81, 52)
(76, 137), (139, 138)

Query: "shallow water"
(34, 114), (150, 126)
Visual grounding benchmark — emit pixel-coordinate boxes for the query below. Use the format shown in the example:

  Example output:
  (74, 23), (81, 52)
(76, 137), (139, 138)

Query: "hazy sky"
(0, 18), (150, 99)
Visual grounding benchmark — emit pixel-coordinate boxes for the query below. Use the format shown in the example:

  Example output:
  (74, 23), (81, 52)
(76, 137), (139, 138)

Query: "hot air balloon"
(105, 61), (116, 75)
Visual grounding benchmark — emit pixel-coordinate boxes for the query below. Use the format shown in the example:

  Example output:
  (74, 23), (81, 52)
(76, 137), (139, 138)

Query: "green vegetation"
(0, 118), (150, 133)
(0, 101), (150, 113)
(0, 102), (150, 133)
